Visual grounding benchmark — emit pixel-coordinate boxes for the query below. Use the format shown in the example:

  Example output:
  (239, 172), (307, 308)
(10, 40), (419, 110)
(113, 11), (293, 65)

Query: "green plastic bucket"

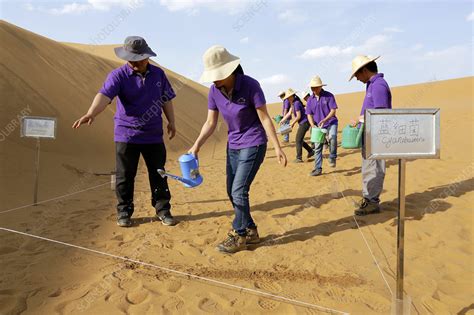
(311, 127), (327, 144)
(274, 115), (283, 124)
(341, 123), (364, 149)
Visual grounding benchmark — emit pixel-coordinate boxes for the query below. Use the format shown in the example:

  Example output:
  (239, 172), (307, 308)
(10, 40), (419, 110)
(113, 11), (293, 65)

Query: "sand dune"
(0, 20), (473, 315)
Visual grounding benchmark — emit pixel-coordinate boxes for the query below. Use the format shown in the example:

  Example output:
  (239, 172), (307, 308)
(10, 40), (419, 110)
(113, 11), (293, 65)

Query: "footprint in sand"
(254, 281), (283, 293)
(359, 293), (390, 312)
(257, 298), (280, 311)
(126, 289), (149, 305)
(162, 296), (185, 313)
(198, 297), (223, 313)
(325, 286), (358, 303)
(166, 280), (182, 293)
(48, 288), (62, 298)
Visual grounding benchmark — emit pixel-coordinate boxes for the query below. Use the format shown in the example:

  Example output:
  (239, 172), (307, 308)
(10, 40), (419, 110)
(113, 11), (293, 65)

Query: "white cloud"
(467, 11), (474, 21)
(27, 0), (142, 15)
(383, 26), (403, 33)
(159, 0), (254, 15)
(278, 9), (308, 23)
(424, 45), (468, 58)
(260, 74), (290, 85)
(298, 34), (390, 59)
(240, 37), (249, 44)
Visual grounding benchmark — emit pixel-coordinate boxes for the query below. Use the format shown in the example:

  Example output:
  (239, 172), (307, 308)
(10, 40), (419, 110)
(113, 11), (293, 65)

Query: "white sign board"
(21, 116), (57, 139)
(364, 109), (440, 160)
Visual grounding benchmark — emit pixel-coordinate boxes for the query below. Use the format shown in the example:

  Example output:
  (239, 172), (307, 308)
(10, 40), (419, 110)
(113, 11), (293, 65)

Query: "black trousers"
(115, 142), (171, 219)
(295, 121), (313, 160)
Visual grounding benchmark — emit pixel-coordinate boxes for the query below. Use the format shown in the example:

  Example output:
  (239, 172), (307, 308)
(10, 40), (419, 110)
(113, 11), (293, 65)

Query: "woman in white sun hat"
(349, 55), (392, 216)
(280, 88), (314, 163)
(278, 90), (291, 143)
(189, 45), (287, 254)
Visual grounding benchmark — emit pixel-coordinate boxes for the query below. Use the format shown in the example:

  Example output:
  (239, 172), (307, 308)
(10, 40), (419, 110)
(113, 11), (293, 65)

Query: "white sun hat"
(277, 90), (286, 98)
(349, 55), (380, 81)
(308, 75), (327, 88)
(199, 45), (241, 83)
(300, 90), (310, 98)
(283, 88), (297, 100)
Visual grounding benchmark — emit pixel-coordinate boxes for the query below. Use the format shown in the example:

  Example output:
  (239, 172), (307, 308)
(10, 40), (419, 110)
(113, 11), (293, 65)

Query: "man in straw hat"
(189, 45), (287, 253)
(73, 36), (177, 227)
(305, 76), (339, 176)
(349, 55), (392, 215)
(278, 90), (291, 143)
(281, 88), (314, 163)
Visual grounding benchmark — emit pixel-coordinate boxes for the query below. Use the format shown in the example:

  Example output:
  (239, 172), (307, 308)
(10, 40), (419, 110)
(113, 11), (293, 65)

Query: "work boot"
(216, 230), (247, 253)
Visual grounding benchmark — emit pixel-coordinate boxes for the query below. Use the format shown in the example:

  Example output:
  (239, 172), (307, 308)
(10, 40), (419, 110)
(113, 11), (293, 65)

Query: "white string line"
(0, 182), (110, 215)
(331, 173), (394, 297)
(0, 227), (349, 315)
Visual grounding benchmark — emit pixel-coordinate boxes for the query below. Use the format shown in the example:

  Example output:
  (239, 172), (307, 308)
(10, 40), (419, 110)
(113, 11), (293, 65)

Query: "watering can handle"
(190, 153), (199, 167)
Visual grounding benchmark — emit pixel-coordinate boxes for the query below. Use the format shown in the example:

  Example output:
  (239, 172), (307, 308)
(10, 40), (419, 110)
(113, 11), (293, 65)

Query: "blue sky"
(1, 0), (473, 102)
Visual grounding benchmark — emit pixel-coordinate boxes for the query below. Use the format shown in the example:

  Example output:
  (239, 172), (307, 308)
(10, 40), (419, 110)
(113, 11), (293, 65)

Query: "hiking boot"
(216, 230), (247, 253)
(309, 168), (322, 176)
(354, 198), (380, 216)
(246, 227), (260, 244)
(293, 158), (304, 163)
(117, 217), (132, 227)
(157, 213), (177, 226)
(328, 158), (336, 168)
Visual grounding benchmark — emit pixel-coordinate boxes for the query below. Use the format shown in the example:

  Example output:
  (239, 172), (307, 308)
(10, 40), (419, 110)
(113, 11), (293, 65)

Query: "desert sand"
(0, 20), (473, 315)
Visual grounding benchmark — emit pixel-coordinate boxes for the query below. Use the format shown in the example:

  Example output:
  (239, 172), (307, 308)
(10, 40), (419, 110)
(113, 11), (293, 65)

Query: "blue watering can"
(157, 154), (203, 188)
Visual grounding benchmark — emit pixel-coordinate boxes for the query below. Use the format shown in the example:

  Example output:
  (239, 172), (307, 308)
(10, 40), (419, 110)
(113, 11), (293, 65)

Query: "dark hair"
(363, 61), (378, 73)
(232, 64), (244, 75)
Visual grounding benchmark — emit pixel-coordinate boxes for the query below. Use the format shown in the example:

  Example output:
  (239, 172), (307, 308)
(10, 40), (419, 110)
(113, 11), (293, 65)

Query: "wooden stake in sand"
(20, 116), (57, 205)
(364, 109), (440, 315)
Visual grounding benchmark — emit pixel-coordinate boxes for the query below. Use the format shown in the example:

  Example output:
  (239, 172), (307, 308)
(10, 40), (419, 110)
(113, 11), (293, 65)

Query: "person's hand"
(279, 120), (286, 126)
(72, 114), (94, 129)
(349, 119), (358, 127)
(318, 120), (325, 128)
(275, 147), (287, 167)
(188, 144), (200, 159)
(167, 122), (176, 140)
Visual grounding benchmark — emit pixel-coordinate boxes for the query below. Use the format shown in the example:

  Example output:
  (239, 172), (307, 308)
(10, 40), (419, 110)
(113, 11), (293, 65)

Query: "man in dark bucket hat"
(73, 36), (178, 228)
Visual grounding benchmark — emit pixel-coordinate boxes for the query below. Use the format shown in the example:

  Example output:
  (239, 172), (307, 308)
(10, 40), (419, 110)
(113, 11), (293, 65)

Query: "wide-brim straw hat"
(283, 88), (296, 100)
(300, 91), (310, 98)
(308, 75), (327, 88)
(200, 45), (241, 83)
(114, 36), (157, 62)
(277, 90), (286, 98)
(349, 55), (380, 81)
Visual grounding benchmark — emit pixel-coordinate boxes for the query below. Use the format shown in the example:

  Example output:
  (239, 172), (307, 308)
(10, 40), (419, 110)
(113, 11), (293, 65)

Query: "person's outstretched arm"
(256, 105), (287, 167)
(162, 100), (176, 140)
(72, 93), (111, 128)
(188, 110), (219, 158)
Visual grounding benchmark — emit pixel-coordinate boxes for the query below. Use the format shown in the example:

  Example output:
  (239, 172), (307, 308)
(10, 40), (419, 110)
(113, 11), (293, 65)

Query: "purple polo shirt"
(360, 73), (392, 115)
(99, 63), (176, 144)
(292, 100), (308, 125)
(282, 99), (290, 115)
(208, 74), (267, 149)
(306, 90), (338, 128)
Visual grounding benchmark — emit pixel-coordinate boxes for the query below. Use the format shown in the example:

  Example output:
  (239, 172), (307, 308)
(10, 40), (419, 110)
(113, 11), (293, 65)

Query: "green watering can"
(311, 127), (327, 144)
(273, 115), (283, 124)
(341, 123), (364, 149)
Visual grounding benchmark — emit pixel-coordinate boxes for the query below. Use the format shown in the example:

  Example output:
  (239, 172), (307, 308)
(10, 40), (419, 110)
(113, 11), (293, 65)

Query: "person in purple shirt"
(280, 88), (313, 162)
(189, 45), (287, 254)
(72, 36), (177, 227)
(278, 91), (291, 143)
(306, 76), (339, 176)
(349, 55), (392, 216)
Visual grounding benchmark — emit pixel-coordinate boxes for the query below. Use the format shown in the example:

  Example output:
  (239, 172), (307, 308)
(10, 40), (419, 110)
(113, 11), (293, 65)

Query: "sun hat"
(283, 88), (297, 100)
(349, 55), (380, 81)
(277, 90), (286, 98)
(308, 76), (327, 88)
(199, 45), (241, 83)
(300, 90), (310, 99)
(114, 36), (157, 62)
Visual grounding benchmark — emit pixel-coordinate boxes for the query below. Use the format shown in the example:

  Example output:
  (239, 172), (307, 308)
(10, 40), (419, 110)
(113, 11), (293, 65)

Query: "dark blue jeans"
(226, 144), (267, 235)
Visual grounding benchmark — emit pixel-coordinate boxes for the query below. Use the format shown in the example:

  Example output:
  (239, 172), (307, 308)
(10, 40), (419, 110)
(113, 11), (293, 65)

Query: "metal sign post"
(364, 109), (440, 315)
(21, 116), (57, 206)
